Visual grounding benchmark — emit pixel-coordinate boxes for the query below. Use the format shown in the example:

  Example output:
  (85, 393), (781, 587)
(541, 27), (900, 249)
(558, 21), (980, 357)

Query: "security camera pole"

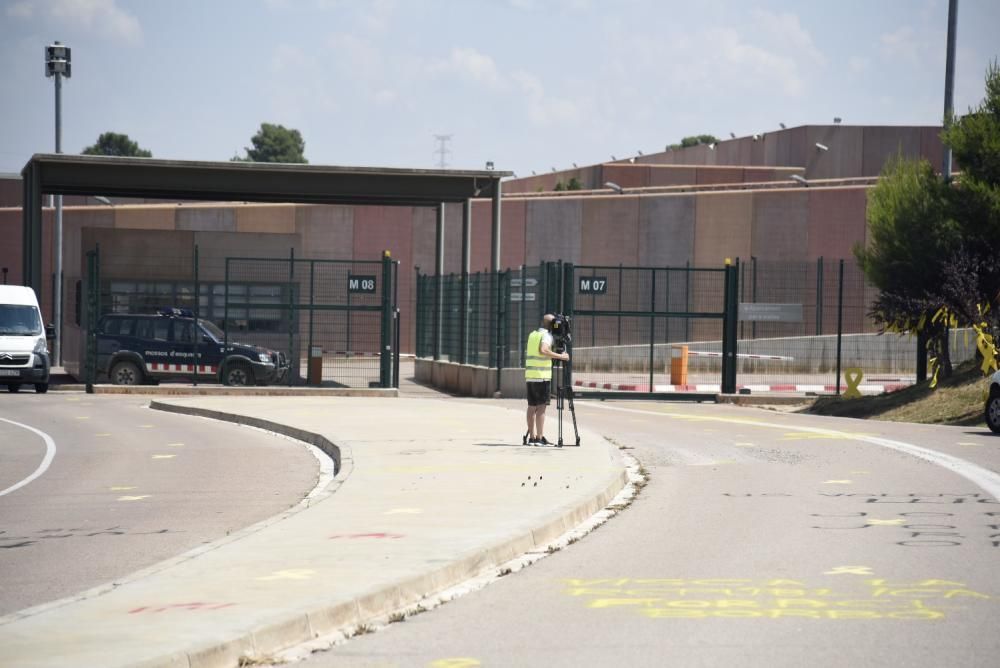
(45, 41), (71, 366)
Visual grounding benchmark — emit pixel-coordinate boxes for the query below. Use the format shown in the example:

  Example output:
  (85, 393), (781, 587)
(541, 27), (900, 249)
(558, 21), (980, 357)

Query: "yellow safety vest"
(525, 329), (552, 381)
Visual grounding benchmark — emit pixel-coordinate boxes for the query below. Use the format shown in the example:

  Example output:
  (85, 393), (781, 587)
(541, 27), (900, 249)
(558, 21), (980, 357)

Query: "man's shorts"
(526, 381), (551, 406)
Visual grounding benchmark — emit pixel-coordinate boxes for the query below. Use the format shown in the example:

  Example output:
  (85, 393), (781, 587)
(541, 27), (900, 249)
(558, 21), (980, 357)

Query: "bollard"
(308, 346), (323, 386)
(670, 345), (689, 386)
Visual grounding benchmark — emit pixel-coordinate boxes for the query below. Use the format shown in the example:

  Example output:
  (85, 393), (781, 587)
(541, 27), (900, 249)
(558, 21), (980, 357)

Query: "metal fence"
(80, 244), (399, 388)
(415, 258), (978, 396)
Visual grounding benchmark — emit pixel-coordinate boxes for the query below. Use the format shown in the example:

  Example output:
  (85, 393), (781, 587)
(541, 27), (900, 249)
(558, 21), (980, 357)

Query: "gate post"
(722, 261), (738, 394)
(84, 246), (99, 394)
(380, 250), (393, 388)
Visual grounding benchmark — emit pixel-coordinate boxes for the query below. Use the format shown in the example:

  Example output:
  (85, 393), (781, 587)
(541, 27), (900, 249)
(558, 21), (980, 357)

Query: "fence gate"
(560, 261), (738, 399)
(82, 247), (398, 389)
(224, 252), (399, 388)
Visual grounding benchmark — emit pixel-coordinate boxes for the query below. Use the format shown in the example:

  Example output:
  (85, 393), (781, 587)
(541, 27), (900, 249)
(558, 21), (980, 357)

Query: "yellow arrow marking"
(256, 569), (316, 581)
(385, 508), (423, 515)
(152, 454), (176, 460)
(110, 486), (137, 491)
(65, 397), (80, 401)
(118, 495), (150, 502)
(823, 480), (853, 485)
(866, 518), (906, 526)
(825, 566), (874, 576)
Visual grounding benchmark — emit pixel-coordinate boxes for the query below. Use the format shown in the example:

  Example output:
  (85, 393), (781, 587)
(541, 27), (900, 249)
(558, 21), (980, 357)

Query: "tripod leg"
(567, 387), (581, 446)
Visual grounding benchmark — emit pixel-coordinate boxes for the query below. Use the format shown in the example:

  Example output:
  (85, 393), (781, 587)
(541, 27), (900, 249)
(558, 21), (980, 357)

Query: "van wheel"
(7, 383), (20, 393)
(35, 383), (49, 394)
(986, 391), (1000, 434)
(111, 361), (143, 385)
(224, 363), (253, 387)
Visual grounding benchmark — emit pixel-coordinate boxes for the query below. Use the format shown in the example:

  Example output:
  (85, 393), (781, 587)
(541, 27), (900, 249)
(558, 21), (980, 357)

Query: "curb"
(94, 386), (397, 397)
(145, 401), (628, 668)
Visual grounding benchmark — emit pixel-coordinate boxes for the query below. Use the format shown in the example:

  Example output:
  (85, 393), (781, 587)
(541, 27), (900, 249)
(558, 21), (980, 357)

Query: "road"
(0, 393), (318, 617)
(295, 399), (1000, 668)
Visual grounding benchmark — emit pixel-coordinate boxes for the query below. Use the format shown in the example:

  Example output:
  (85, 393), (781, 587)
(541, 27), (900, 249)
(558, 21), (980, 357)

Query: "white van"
(0, 285), (51, 393)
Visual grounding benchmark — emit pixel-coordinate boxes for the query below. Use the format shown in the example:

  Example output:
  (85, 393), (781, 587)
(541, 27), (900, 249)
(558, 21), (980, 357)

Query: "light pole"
(45, 41), (70, 366)
(942, 0), (958, 181)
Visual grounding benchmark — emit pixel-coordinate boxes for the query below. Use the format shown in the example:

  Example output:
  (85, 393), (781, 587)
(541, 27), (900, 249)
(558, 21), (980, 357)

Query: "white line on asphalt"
(580, 403), (1000, 500)
(0, 417), (57, 497)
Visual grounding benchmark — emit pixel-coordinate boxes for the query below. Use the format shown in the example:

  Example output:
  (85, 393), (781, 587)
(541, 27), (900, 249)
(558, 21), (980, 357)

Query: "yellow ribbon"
(843, 368), (864, 399)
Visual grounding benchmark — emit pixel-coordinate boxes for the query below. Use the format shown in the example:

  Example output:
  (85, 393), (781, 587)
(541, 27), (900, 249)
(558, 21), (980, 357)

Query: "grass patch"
(806, 360), (989, 427)
(388, 612), (406, 624)
(351, 624), (374, 637)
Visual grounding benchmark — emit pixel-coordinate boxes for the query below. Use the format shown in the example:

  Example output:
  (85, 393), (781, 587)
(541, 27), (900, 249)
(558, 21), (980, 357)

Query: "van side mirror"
(45, 324), (55, 338)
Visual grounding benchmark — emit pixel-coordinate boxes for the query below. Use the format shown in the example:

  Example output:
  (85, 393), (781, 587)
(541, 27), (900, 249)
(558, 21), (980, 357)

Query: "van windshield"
(0, 305), (42, 336)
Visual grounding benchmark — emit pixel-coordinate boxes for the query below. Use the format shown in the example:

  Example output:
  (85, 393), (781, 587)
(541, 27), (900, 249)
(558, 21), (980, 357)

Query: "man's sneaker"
(527, 435), (539, 445)
(536, 436), (550, 446)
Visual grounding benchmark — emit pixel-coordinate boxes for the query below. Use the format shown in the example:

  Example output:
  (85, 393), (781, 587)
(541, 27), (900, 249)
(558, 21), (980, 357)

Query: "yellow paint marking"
(825, 566), (874, 576)
(64, 397), (80, 402)
(823, 480), (853, 485)
(734, 442), (755, 447)
(385, 508), (423, 515)
(110, 486), (137, 491)
(429, 660), (481, 668)
(256, 569), (315, 581)
(781, 431), (875, 441)
(95, 433), (112, 437)
(152, 454), (176, 460)
(866, 519), (906, 526)
(75, 416), (90, 420)
(167, 443), (185, 447)
(957, 442), (982, 447)
(118, 495), (150, 502)
(139, 424), (155, 429)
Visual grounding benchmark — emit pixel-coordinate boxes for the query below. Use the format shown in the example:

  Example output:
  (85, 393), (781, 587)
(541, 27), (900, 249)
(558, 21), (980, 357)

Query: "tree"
(855, 156), (959, 379)
(667, 134), (719, 151)
(566, 177), (583, 190)
(232, 123), (307, 163)
(82, 132), (152, 157)
(857, 62), (1000, 383)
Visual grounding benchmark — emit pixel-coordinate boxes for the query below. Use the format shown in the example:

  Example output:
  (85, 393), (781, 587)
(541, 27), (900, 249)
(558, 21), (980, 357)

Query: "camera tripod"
(552, 358), (581, 447)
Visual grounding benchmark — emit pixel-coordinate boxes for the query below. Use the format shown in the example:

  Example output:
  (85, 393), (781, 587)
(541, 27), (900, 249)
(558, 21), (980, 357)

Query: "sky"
(1, 0), (998, 177)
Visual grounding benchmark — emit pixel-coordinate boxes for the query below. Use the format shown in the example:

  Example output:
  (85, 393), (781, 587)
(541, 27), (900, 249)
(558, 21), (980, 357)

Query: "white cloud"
(4, 0), (142, 43)
(880, 26), (920, 62)
(5, 1), (34, 18)
(374, 88), (397, 106)
(849, 56), (870, 73)
(428, 47), (505, 90)
(751, 9), (826, 65)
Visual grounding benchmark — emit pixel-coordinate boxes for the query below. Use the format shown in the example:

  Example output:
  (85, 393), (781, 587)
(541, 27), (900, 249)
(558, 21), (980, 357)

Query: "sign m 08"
(349, 275), (377, 293)
(579, 277), (608, 295)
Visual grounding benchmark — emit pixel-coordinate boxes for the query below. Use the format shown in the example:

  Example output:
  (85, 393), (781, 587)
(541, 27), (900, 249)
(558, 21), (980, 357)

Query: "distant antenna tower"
(433, 134), (452, 169)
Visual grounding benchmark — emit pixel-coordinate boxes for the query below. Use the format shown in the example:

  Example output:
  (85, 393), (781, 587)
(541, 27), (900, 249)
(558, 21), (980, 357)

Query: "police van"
(96, 308), (288, 386)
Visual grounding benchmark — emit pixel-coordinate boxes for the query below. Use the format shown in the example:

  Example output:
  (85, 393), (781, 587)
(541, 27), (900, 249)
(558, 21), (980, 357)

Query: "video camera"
(549, 313), (572, 353)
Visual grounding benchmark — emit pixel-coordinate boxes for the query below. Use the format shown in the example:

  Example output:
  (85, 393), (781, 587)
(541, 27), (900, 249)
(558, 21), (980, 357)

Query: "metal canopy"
(21, 153), (510, 293)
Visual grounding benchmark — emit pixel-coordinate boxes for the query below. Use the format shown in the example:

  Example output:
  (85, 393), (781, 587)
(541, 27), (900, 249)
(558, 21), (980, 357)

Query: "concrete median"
(0, 396), (626, 668)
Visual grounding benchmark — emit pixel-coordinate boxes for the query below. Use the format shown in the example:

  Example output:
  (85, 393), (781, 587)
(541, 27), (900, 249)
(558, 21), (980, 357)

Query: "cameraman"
(524, 313), (569, 445)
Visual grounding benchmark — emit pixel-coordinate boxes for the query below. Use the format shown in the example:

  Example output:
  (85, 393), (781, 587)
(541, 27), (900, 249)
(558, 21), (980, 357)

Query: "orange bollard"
(670, 345), (688, 386)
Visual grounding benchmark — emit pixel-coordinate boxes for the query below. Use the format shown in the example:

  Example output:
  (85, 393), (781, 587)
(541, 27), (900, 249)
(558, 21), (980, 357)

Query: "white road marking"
(580, 403), (1000, 501)
(0, 417), (57, 497)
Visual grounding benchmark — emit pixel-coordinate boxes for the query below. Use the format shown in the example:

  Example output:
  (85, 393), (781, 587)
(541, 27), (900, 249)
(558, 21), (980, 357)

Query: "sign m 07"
(578, 277), (608, 295)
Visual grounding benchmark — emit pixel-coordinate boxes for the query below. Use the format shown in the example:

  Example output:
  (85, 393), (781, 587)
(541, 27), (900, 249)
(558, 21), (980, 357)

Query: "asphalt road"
(0, 393), (318, 617)
(296, 399), (1000, 668)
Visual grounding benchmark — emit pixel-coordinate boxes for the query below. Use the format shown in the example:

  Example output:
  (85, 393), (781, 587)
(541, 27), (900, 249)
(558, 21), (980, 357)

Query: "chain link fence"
(79, 243), (398, 388)
(416, 258), (977, 395)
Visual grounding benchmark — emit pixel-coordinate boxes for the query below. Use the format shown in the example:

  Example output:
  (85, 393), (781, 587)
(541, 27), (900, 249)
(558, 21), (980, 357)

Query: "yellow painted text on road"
(152, 454), (176, 460)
